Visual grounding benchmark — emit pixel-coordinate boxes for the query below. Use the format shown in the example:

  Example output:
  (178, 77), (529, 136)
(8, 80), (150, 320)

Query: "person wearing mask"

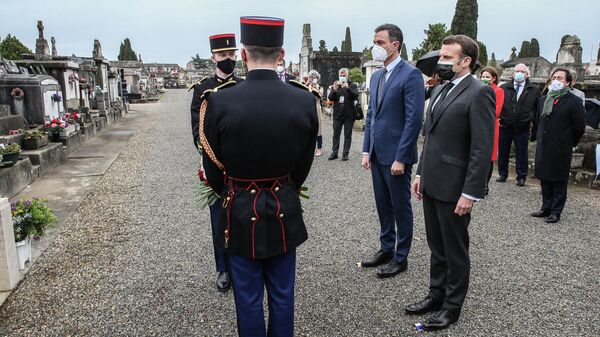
(497, 64), (541, 186)
(276, 58), (295, 83)
(328, 67), (358, 161)
(360, 24), (424, 278)
(480, 67), (505, 195)
(530, 68), (586, 223)
(308, 70), (325, 157)
(407, 35), (495, 331)
(570, 71), (586, 105)
(189, 33), (243, 293)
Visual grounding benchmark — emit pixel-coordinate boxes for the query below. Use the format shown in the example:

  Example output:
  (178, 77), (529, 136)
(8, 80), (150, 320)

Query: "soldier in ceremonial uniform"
(199, 16), (318, 337)
(189, 33), (243, 292)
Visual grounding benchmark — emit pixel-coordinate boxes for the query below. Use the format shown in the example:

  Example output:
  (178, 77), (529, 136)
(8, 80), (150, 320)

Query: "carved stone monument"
(556, 35), (584, 82)
(35, 20), (50, 56)
(51, 37), (57, 56)
(93, 39), (103, 59)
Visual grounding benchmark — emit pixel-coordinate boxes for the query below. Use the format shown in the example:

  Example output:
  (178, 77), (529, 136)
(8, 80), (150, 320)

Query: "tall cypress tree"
(118, 38), (138, 61)
(450, 0), (478, 40)
(342, 27), (352, 52)
(518, 40), (531, 58)
(529, 38), (540, 57)
(477, 41), (488, 66)
(401, 43), (408, 60)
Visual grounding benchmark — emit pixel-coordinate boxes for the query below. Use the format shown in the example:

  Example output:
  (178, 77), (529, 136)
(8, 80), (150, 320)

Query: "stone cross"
(37, 20), (44, 39)
(51, 37), (57, 56)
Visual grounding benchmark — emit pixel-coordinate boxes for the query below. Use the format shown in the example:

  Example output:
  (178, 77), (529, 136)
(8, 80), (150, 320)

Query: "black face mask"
(436, 61), (456, 81)
(216, 58), (236, 74)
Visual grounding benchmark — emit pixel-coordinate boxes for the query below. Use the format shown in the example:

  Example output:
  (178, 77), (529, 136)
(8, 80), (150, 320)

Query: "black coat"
(499, 79), (541, 133)
(202, 69), (318, 259)
(417, 75), (495, 202)
(190, 74), (243, 148)
(328, 82), (358, 120)
(534, 92), (586, 181)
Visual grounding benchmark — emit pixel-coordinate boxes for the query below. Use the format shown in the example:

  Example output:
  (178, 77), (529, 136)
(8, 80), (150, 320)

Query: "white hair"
(308, 70), (320, 79)
(514, 63), (530, 75)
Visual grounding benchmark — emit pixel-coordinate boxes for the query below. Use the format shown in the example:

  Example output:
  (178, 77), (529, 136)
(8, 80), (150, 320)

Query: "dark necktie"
(377, 68), (388, 108)
(515, 84), (522, 100)
(433, 82), (455, 116)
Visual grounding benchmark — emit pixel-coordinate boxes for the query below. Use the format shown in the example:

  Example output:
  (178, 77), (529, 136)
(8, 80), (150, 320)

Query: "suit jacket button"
(251, 217), (257, 222)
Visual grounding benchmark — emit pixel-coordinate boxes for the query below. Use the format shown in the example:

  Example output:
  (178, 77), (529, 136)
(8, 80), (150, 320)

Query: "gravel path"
(1, 89), (599, 336)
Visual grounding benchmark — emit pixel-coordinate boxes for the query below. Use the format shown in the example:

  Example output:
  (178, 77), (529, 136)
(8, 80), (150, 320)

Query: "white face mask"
(371, 45), (389, 62)
(549, 79), (564, 92)
(276, 65), (284, 74)
(311, 78), (318, 84)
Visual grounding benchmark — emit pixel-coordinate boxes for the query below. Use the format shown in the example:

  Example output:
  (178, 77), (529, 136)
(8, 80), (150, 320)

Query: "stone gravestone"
(0, 198), (20, 293)
(556, 35), (585, 82)
(35, 20), (50, 56)
(93, 86), (104, 118)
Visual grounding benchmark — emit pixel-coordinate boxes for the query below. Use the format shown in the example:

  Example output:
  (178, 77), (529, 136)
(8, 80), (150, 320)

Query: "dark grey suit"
(416, 74), (495, 311)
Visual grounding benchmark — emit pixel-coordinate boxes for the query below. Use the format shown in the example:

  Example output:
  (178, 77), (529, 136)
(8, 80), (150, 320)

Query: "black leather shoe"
(423, 309), (460, 331)
(376, 259), (407, 278)
(361, 250), (392, 268)
(530, 209), (550, 218)
(342, 155), (349, 161)
(405, 297), (443, 315)
(216, 272), (231, 292)
(496, 176), (507, 182)
(545, 214), (560, 223)
(516, 178), (525, 186)
(328, 153), (338, 160)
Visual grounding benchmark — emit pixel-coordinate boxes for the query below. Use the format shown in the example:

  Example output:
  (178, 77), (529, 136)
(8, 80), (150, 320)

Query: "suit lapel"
(376, 59), (404, 114)
(429, 75), (474, 131)
(424, 85), (445, 134)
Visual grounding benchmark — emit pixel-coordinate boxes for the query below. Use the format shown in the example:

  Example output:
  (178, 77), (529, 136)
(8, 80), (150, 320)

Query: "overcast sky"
(1, 0), (598, 67)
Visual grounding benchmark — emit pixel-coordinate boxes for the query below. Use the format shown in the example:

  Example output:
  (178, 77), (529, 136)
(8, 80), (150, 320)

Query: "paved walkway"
(0, 89), (599, 336)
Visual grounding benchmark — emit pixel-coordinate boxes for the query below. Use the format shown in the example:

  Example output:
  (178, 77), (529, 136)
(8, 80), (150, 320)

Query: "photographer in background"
(328, 68), (358, 161)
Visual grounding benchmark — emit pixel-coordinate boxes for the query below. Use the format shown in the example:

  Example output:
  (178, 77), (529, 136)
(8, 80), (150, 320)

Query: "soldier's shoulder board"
(200, 80), (237, 100)
(310, 88), (322, 99)
(289, 80), (310, 92)
(187, 77), (210, 92)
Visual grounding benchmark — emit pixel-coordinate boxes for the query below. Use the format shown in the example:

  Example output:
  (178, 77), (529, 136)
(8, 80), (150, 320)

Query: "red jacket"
(491, 83), (504, 161)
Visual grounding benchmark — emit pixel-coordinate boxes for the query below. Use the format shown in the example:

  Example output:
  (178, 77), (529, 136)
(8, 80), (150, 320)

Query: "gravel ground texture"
(1, 89), (599, 337)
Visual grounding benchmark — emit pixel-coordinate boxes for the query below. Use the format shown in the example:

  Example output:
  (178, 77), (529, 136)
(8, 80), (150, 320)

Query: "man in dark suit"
(328, 68), (359, 161)
(496, 64), (541, 186)
(360, 24), (424, 278)
(530, 68), (586, 223)
(200, 16), (318, 336)
(189, 33), (243, 292)
(406, 35), (495, 331)
(276, 58), (296, 83)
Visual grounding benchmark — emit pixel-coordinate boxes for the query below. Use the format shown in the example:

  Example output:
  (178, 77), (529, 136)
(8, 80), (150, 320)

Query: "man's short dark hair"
(551, 67), (573, 85)
(375, 24), (403, 51)
(244, 45), (281, 63)
(442, 35), (479, 70)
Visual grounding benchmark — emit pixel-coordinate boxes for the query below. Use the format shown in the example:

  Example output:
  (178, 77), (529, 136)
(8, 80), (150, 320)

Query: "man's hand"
(529, 121), (533, 131)
(342, 82), (349, 89)
(391, 161), (405, 176)
(454, 196), (474, 216)
(361, 154), (371, 170)
(411, 177), (422, 200)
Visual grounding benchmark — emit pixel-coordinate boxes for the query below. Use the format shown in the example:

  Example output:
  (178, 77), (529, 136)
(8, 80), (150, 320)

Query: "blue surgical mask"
(514, 72), (526, 83)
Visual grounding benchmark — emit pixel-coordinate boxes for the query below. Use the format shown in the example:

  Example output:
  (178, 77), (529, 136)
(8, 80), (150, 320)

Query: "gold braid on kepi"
(198, 81), (237, 172)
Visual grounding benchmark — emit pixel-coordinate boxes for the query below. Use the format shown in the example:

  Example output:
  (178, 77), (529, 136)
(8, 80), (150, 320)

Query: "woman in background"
(308, 70), (324, 157)
(480, 67), (505, 195)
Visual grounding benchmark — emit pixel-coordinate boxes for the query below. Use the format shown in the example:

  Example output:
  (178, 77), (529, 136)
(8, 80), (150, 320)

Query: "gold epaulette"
(289, 80), (310, 91)
(310, 88), (322, 99)
(199, 80), (236, 100)
(197, 80), (238, 172)
(187, 76), (210, 91)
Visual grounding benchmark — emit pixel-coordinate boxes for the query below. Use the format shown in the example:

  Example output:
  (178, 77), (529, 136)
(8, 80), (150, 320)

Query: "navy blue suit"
(362, 58), (424, 262)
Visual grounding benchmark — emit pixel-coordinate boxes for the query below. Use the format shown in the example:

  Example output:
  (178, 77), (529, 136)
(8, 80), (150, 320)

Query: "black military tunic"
(190, 74), (243, 148)
(201, 69), (318, 259)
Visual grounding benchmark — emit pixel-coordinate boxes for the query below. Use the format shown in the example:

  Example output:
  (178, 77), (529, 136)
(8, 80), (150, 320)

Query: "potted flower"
(45, 118), (67, 142)
(65, 112), (81, 131)
(51, 93), (62, 103)
(11, 87), (24, 101)
(0, 143), (21, 167)
(11, 197), (56, 270)
(23, 130), (49, 150)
